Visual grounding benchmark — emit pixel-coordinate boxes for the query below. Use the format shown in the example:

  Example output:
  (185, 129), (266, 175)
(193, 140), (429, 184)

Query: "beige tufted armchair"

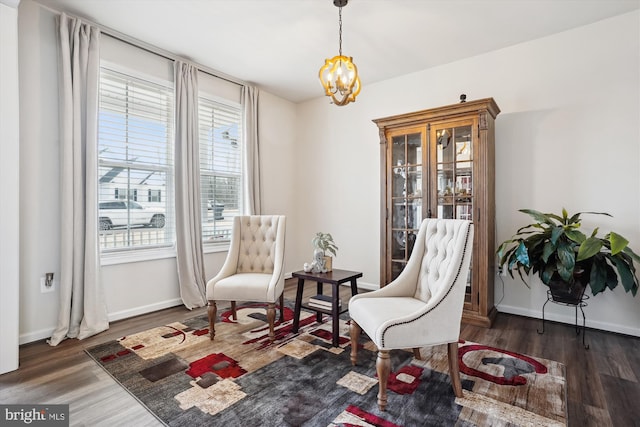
(207, 215), (286, 341)
(349, 218), (474, 411)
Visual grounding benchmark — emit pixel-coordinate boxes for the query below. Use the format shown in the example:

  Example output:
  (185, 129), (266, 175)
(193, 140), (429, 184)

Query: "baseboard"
(19, 328), (56, 345)
(19, 298), (184, 345)
(497, 303), (640, 338)
(353, 281), (378, 291)
(108, 298), (183, 322)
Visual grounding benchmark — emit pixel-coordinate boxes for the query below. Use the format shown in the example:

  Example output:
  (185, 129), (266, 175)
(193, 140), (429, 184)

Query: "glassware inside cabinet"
(389, 131), (424, 281)
(435, 124), (473, 220)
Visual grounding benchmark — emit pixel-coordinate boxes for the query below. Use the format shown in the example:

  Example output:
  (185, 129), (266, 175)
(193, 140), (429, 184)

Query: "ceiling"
(35, 0), (640, 103)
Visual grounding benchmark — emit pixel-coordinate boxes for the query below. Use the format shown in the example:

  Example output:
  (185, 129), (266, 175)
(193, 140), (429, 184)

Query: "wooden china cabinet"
(373, 97), (500, 327)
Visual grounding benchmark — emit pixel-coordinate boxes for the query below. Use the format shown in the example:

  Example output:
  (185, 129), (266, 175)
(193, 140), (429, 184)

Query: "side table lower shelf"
(537, 289), (590, 349)
(301, 303), (348, 316)
(291, 269), (362, 347)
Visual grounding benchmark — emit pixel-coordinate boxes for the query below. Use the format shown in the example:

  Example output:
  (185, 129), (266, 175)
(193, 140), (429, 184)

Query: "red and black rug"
(85, 304), (567, 426)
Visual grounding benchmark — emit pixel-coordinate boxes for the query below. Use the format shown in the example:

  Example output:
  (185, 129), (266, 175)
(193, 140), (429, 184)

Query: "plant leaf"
(568, 212), (582, 224)
(577, 237), (603, 261)
(519, 209), (556, 226)
(557, 241), (575, 271)
(609, 231), (628, 256)
(581, 211), (613, 217)
(565, 229), (586, 244)
(588, 258), (607, 295)
(550, 226), (563, 245)
(542, 241), (555, 263)
(541, 264), (554, 284)
(514, 242), (530, 266)
(623, 246), (640, 264)
(611, 254), (637, 294)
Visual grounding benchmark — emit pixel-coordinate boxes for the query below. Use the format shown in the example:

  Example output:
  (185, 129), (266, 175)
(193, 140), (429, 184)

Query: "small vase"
(323, 256), (333, 272)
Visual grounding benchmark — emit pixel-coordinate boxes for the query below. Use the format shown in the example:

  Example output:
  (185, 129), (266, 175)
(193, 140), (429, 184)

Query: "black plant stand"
(537, 289), (590, 349)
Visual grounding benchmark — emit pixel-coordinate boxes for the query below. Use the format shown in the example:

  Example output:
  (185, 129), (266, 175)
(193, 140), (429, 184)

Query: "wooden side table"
(291, 269), (362, 347)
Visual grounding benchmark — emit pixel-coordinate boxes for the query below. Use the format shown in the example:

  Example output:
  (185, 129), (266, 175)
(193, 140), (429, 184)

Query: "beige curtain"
(174, 61), (207, 309)
(243, 86), (261, 214)
(50, 13), (108, 346)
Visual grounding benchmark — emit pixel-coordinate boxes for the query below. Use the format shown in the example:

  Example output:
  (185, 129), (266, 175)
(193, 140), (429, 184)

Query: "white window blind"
(98, 67), (175, 251)
(198, 97), (243, 243)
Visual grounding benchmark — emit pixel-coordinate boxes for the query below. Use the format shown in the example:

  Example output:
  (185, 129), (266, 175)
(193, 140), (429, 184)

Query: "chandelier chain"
(338, 6), (343, 56)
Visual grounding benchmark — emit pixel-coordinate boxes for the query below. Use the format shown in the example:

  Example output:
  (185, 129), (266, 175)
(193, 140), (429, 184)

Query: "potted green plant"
(312, 232), (338, 272)
(497, 208), (639, 304)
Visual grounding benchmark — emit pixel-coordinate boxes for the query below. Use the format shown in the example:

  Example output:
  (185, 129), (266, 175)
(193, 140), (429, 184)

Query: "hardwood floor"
(1, 279), (638, 426)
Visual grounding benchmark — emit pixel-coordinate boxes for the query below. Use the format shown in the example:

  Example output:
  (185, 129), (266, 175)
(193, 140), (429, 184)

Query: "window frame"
(197, 92), (244, 253)
(97, 62), (176, 260)
(97, 62), (245, 264)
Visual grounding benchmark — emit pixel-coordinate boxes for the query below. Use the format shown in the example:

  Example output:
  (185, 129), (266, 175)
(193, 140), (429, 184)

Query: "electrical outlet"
(497, 265), (507, 277)
(40, 276), (55, 293)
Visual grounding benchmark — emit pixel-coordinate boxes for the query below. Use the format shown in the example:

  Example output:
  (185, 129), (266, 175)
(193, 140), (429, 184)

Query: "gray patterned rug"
(85, 303), (567, 426)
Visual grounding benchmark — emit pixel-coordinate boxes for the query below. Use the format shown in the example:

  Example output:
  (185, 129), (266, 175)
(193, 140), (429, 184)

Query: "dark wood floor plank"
(599, 373), (640, 427)
(1, 278), (639, 426)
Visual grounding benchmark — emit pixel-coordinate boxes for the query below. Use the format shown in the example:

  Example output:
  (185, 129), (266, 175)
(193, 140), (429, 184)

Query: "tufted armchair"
(207, 215), (286, 341)
(349, 218), (474, 411)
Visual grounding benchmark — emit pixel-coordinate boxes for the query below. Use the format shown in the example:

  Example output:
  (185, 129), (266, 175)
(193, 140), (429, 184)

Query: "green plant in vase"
(497, 208), (640, 303)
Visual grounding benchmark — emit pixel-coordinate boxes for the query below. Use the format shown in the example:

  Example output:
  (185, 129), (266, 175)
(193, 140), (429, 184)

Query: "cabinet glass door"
(432, 123), (474, 302)
(389, 130), (424, 281)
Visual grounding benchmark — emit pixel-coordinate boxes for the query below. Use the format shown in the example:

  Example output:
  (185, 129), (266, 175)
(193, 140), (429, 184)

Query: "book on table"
(309, 294), (341, 307)
(308, 301), (341, 311)
(308, 304), (340, 311)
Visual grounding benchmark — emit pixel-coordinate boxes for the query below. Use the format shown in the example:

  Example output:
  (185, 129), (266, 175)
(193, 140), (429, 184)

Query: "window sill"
(203, 242), (230, 255)
(100, 242), (230, 266)
(101, 247), (176, 266)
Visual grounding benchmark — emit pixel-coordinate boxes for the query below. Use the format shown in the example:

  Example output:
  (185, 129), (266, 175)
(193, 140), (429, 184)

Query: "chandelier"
(318, 0), (361, 106)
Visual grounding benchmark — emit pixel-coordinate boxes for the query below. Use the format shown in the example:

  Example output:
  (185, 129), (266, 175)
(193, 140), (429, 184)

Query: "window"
(198, 97), (243, 244)
(115, 188), (137, 201)
(98, 67), (174, 251)
(148, 189), (161, 203)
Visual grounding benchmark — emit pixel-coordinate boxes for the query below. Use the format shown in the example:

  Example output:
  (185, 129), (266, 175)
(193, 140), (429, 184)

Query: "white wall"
(0, 0), (21, 374)
(295, 11), (640, 336)
(13, 1), (640, 344)
(16, 0), (298, 343)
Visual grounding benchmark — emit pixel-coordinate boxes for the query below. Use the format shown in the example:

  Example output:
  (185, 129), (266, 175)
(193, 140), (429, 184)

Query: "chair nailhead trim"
(380, 224), (472, 348)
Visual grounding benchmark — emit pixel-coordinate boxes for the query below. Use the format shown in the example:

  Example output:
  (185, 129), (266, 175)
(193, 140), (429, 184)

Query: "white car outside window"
(99, 201), (165, 230)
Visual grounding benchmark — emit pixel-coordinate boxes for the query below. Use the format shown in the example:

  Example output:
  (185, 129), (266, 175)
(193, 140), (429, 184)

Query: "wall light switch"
(40, 276), (55, 293)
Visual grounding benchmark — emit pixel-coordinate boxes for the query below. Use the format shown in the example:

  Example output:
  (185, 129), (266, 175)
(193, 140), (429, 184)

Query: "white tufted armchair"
(207, 215), (286, 341)
(349, 218), (474, 411)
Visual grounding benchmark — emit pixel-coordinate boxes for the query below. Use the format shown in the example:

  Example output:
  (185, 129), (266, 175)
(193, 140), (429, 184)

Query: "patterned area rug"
(85, 304), (567, 426)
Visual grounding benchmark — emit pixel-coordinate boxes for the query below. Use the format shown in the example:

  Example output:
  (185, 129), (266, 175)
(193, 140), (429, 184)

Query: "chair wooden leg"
(231, 301), (237, 321)
(279, 293), (285, 322)
(448, 341), (463, 398)
(349, 320), (361, 366)
(266, 302), (276, 341)
(413, 348), (422, 360)
(376, 350), (390, 411)
(207, 300), (216, 341)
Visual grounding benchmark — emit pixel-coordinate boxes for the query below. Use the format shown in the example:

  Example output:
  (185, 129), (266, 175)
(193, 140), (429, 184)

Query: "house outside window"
(115, 188), (138, 201)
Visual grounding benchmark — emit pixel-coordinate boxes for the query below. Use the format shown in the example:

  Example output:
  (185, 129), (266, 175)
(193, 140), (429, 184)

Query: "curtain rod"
(35, 2), (247, 88)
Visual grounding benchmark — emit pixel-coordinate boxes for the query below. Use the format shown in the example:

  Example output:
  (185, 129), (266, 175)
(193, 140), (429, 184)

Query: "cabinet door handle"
(427, 208), (432, 218)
